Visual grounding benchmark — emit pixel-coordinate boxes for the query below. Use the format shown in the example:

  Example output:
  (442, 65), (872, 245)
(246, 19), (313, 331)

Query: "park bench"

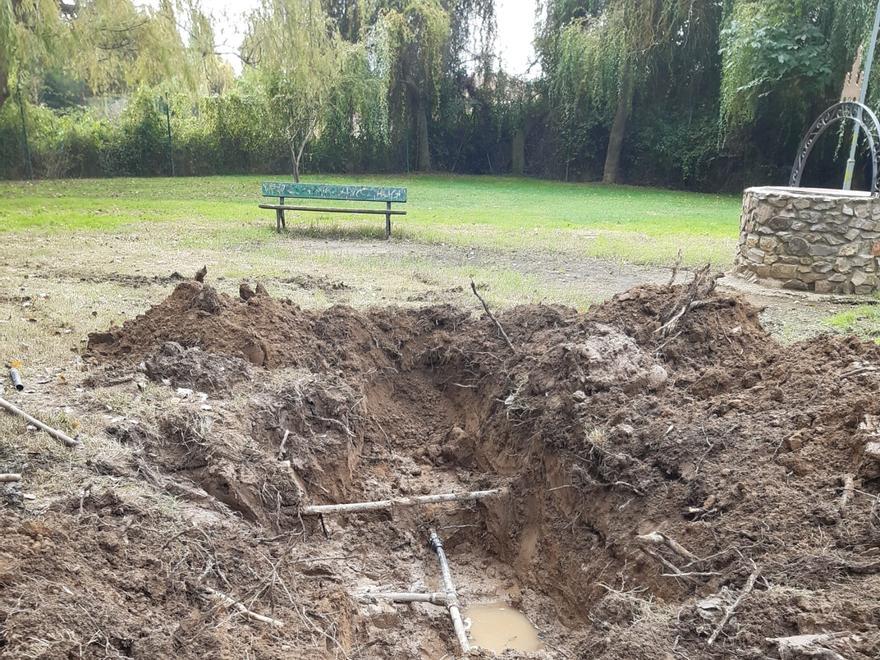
(259, 182), (407, 239)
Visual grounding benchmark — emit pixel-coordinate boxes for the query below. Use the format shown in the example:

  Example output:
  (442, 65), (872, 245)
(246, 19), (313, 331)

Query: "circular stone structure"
(735, 186), (880, 294)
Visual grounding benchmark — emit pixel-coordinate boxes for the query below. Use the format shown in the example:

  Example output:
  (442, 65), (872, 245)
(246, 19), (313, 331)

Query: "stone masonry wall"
(735, 186), (880, 294)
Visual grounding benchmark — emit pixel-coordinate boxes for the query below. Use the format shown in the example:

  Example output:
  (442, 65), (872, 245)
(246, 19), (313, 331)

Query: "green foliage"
(627, 109), (720, 188)
(546, 16), (624, 176)
(102, 90), (171, 176)
(380, 0), (450, 103)
(313, 44), (392, 172)
(0, 0), (229, 114)
(720, 3), (832, 131)
(6, 0), (880, 192)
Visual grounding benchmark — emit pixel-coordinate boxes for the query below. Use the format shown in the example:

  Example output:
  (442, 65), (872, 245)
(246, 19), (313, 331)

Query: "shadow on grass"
(278, 219), (391, 241)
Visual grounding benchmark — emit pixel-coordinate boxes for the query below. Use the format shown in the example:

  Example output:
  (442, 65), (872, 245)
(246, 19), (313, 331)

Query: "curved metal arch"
(790, 101), (880, 194)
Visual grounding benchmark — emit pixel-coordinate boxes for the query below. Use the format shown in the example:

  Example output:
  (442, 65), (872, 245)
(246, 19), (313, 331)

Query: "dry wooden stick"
(656, 265), (719, 338)
(0, 473), (21, 482)
(707, 564), (759, 645)
(277, 428), (291, 461)
(668, 248), (683, 285)
(639, 547), (698, 585)
(470, 279), (517, 354)
(636, 531), (701, 563)
(841, 364), (880, 378)
(0, 396), (81, 448)
(302, 488), (504, 515)
(203, 586), (284, 627)
(839, 474), (855, 517)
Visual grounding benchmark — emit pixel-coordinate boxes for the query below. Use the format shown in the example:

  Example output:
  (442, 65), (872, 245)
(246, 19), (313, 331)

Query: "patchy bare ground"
(2, 265), (880, 659)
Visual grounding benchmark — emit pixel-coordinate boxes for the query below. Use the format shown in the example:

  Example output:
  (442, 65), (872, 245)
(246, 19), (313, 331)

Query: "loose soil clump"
(3, 275), (880, 658)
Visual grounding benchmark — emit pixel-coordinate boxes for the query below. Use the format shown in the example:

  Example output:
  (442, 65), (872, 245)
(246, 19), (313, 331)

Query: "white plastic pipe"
(301, 488), (503, 515)
(358, 592), (447, 605)
(429, 528), (470, 654)
(0, 397), (81, 448)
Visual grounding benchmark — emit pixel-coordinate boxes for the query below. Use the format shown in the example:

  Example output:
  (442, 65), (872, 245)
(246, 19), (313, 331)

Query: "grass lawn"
(0, 172), (872, 375)
(0, 174), (741, 267)
(823, 303), (880, 341)
(0, 173), (750, 371)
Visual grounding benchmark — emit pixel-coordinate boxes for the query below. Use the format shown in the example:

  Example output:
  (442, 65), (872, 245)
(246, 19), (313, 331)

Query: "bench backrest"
(261, 182), (407, 203)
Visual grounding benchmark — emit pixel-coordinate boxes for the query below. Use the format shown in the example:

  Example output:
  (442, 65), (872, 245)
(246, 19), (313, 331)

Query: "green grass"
(0, 174), (740, 266)
(824, 303), (880, 341)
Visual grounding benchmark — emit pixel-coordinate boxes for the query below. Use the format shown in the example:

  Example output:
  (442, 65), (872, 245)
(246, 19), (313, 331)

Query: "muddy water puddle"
(465, 601), (544, 653)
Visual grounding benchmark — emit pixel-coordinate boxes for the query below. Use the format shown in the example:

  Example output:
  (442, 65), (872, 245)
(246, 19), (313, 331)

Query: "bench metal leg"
(385, 202), (392, 240)
(275, 208), (285, 233)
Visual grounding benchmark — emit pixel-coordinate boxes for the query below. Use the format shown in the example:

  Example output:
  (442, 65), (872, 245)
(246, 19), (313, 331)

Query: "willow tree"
(1, 0), (74, 109)
(243, 0), (343, 181)
(0, 0), (201, 108)
(540, 0), (721, 183)
(377, 0), (450, 171)
(186, 7), (234, 96)
(0, 1), (13, 108)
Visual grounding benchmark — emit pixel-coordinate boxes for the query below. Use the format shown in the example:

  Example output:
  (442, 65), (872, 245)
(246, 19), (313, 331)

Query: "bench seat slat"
(258, 204), (407, 216)
(261, 182), (407, 203)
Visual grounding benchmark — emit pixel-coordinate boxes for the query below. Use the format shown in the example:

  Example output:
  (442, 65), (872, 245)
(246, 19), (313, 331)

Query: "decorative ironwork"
(789, 101), (880, 193)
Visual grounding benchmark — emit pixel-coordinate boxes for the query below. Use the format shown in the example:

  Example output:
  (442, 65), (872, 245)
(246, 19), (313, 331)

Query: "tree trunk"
(415, 99), (431, 172)
(0, 69), (9, 111)
(511, 128), (525, 175)
(17, 86), (33, 180)
(602, 65), (634, 185)
(289, 142), (300, 183)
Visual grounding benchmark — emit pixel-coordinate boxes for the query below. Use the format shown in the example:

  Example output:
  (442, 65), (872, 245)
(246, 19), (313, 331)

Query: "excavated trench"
(67, 276), (880, 658)
(242, 360), (607, 654)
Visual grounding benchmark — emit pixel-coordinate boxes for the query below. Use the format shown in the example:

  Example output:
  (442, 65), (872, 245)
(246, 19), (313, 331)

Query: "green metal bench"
(259, 182), (408, 239)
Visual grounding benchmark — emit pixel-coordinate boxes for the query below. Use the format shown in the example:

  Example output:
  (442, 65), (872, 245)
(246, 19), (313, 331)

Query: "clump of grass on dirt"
(824, 303), (880, 341)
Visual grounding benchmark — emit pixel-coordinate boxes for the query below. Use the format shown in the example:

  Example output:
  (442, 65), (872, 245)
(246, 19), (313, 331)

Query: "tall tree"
(540, 0), (721, 183)
(244, 0), (343, 182)
(0, 0), (209, 109)
(369, 0), (494, 172)
(378, 0), (450, 171)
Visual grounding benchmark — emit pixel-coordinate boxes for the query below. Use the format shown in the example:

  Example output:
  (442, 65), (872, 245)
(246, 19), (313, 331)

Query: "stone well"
(735, 186), (880, 294)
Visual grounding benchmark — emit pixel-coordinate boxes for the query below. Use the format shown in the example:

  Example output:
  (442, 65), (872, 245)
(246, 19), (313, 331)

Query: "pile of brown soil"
(4, 277), (879, 659)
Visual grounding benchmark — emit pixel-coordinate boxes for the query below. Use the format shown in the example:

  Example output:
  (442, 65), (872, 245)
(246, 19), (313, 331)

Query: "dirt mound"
(86, 280), (468, 372)
(144, 341), (252, 393)
(7, 276), (880, 658)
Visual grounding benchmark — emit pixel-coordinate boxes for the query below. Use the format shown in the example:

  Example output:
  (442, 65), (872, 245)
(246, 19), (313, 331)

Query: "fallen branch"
(0, 473), (22, 482)
(301, 488), (504, 515)
(430, 528), (470, 654)
(0, 396), (81, 448)
(707, 564), (759, 645)
(203, 586), (284, 627)
(357, 592), (447, 605)
(470, 279), (517, 354)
